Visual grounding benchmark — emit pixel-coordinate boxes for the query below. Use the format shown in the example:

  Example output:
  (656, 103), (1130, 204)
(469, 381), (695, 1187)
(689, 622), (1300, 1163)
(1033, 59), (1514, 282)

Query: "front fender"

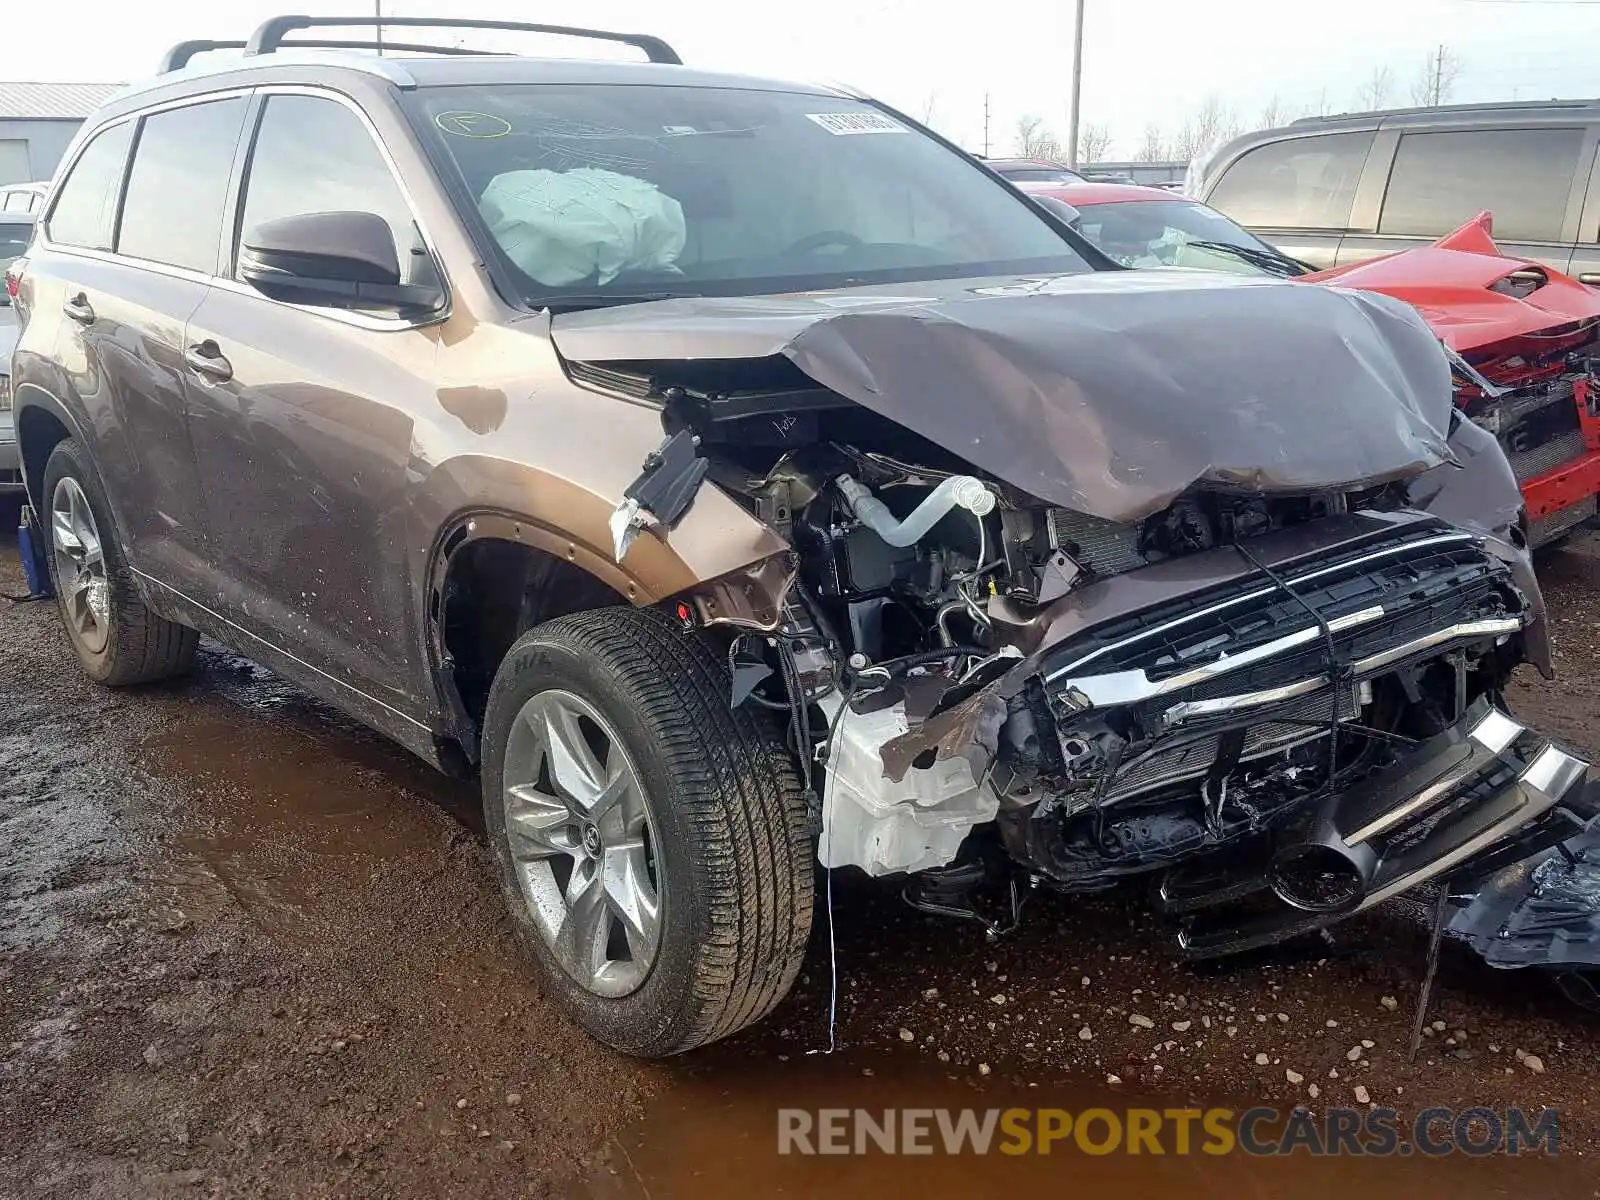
(1410, 415), (1552, 676)
(411, 452), (787, 608)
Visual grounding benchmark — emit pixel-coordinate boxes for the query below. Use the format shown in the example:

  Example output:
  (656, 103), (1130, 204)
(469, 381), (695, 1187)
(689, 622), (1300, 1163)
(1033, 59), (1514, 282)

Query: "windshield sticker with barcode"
(805, 112), (908, 135)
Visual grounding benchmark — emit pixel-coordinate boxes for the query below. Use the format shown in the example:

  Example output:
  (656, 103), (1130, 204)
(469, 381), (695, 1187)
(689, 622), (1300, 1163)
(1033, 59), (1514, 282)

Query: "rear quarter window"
(46, 122), (135, 251)
(1378, 127), (1583, 243)
(1206, 131), (1374, 230)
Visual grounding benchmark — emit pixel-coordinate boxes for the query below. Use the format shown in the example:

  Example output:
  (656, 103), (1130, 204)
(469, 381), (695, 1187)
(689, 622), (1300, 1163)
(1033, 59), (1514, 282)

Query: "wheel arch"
(412, 450), (792, 766)
(14, 383), (85, 514)
(424, 510), (638, 767)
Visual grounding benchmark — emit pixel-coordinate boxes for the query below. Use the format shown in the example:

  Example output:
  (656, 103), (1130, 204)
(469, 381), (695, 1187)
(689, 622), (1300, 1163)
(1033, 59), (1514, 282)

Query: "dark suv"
(10, 17), (1595, 1056)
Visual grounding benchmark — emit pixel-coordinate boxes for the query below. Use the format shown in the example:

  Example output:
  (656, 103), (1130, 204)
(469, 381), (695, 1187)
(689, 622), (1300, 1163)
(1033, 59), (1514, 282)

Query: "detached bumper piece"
(1165, 699), (1592, 958)
(1450, 816), (1600, 972)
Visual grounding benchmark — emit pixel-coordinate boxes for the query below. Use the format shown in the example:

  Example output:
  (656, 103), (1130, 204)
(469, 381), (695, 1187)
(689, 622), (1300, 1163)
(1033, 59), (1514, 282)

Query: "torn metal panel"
(1408, 415), (1526, 538)
(553, 269), (1457, 522)
(819, 693), (1000, 877)
(878, 687), (1008, 786)
(684, 554), (797, 632)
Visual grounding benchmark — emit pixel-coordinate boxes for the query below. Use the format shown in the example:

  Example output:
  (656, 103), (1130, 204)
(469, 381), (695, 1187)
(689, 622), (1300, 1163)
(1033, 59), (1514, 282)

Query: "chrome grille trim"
(1043, 532), (1478, 682)
(1053, 607), (1386, 708)
(1346, 616), (1523, 677)
(1062, 613), (1523, 715)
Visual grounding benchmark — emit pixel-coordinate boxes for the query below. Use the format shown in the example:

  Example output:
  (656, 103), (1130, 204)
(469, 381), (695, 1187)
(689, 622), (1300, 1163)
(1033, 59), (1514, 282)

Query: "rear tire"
(42, 439), (197, 685)
(481, 605), (813, 1056)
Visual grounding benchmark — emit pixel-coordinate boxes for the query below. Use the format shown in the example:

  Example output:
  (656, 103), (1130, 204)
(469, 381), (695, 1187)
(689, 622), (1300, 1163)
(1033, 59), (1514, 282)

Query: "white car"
(0, 181), (48, 216)
(1, 308), (19, 493)
(0, 219), (21, 493)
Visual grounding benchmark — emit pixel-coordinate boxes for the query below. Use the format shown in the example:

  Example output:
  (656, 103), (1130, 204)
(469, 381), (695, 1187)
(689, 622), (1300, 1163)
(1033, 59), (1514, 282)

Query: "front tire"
(42, 439), (197, 685)
(481, 606), (813, 1056)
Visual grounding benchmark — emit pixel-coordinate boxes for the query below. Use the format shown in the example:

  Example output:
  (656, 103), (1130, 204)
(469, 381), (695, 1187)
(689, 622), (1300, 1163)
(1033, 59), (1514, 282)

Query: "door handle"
(183, 340), (233, 383)
(1579, 273), (1600, 286)
(62, 293), (95, 324)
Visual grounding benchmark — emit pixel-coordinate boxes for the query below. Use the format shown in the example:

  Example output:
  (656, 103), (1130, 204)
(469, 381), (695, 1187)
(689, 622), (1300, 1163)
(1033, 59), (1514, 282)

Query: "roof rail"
(245, 15), (682, 64)
(1291, 97), (1598, 124)
(158, 36), (512, 73)
(160, 40), (248, 73)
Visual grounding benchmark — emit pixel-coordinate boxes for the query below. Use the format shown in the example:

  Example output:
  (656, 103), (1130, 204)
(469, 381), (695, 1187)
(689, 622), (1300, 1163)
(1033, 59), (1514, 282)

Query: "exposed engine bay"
(555, 269), (1597, 965)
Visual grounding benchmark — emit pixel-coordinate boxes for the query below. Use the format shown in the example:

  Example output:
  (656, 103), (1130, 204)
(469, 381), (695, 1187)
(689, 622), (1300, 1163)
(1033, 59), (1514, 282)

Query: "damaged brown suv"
(10, 16), (1596, 1057)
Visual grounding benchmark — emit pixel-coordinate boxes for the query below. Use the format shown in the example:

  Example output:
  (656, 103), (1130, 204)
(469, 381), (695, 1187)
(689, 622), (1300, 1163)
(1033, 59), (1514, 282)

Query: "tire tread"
(490, 605), (813, 1054)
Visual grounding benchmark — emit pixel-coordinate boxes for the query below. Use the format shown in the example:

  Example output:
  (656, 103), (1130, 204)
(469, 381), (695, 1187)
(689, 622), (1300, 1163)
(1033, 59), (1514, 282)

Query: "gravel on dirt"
(5, 512), (1600, 1197)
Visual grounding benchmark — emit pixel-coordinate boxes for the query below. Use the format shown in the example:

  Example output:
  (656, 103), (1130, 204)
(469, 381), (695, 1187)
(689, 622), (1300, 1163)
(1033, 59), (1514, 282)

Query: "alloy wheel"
(50, 476), (111, 656)
(500, 689), (662, 998)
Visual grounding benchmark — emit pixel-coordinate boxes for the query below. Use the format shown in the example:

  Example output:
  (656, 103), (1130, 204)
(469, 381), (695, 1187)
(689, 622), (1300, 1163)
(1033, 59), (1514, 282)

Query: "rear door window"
(117, 97), (249, 274)
(46, 121), (135, 251)
(1378, 128), (1583, 243)
(1206, 132), (1373, 229)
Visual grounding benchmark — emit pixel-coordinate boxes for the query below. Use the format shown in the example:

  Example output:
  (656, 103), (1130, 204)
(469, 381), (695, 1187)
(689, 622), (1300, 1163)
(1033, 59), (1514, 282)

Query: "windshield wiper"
(1182, 240), (1307, 278)
(540, 291), (698, 313)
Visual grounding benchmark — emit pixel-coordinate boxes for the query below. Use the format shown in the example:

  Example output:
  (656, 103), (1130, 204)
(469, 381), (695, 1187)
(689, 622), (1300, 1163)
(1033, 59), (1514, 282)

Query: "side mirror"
(240, 211), (441, 313)
(1031, 195), (1082, 228)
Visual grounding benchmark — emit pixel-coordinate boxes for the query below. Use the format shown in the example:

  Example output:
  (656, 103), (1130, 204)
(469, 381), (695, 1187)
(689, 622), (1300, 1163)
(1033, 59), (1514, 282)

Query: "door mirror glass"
(240, 210), (441, 313)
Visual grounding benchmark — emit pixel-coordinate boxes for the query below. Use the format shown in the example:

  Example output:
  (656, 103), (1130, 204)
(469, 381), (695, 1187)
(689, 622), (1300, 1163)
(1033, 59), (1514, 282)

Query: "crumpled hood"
(551, 269), (1457, 522)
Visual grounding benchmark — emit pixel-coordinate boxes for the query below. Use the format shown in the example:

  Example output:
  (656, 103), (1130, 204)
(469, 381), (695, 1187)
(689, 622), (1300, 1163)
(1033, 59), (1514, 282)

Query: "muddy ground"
(4, 501), (1600, 1198)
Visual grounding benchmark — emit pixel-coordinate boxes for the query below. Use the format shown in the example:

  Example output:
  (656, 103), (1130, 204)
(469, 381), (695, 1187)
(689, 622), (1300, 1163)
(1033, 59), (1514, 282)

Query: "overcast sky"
(12, 0), (1600, 159)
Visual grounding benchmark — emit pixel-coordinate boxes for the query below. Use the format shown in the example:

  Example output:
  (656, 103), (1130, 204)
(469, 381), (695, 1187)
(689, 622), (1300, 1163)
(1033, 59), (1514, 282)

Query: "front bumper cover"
(1162, 698), (1593, 957)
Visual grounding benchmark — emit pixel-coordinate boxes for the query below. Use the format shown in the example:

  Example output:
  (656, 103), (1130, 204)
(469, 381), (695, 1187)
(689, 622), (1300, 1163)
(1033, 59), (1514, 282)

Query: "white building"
(0, 82), (125, 188)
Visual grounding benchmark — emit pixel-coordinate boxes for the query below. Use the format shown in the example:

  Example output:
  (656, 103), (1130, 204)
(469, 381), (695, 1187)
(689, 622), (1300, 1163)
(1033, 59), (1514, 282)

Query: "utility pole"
(375, 0), (384, 55)
(1065, 0), (1086, 167)
(983, 93), (991, 157)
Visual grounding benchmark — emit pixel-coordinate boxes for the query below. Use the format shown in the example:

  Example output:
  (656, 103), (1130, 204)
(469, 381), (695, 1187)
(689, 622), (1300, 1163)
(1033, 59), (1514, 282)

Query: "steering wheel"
(782, 230), (865, 256)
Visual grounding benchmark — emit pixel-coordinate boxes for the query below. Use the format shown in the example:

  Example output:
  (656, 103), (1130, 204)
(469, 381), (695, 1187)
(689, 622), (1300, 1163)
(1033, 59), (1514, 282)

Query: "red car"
(1027, 181), (1600, 547)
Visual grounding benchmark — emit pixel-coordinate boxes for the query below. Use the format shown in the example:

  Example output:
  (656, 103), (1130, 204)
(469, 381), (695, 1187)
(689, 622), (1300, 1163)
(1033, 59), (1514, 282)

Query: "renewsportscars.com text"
(777, 1106), (1559, 1157)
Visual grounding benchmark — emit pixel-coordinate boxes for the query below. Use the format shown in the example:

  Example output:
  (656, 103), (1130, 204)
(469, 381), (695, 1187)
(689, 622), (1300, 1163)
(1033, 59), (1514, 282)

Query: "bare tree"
(1014, 114), (1064, 161)
(1411, 45), (1462, 107)
(1078, 122), (1113, 164)
(1257, 94), (1291, 130)
(917, 91), (940, 127)
(1358, 65), (1396, 111)
(1303, 87), (1334, 119)
(1170, 94), (1240, 162)
(1135, 123), (1168, 163)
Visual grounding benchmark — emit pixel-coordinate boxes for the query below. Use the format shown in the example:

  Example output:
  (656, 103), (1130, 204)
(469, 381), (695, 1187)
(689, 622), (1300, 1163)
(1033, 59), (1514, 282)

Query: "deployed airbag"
(481, 168), (686, 287)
